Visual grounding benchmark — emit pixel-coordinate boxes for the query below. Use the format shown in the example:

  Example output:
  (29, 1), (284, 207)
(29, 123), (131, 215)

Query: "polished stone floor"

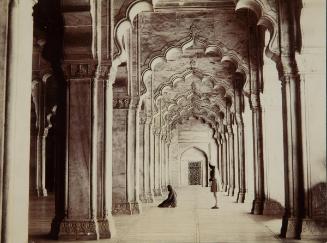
(29, 186), (326, 243)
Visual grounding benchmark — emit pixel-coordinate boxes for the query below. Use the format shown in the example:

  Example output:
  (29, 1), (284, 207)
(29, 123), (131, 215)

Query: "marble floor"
(29, 186), (326, 243)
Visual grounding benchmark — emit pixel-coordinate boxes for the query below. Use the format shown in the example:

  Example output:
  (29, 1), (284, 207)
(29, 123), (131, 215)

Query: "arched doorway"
(180, 147), (209, 187)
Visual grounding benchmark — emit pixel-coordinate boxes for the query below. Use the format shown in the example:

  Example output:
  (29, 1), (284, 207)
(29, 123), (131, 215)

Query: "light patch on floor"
(29, 186), (326, 243)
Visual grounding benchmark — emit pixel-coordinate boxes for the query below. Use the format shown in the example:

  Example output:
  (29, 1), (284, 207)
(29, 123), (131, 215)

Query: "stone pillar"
(279, 59), (308, 238)
(31, 78), (48, 197)
(235, 89), (246, 203)
(139, 115), (147, 203)
(226, 112), (235, 196)
(144, 118), (154, 202)
(1, 1), (35, 242)
(250, 93), (265, 215)
(126, 98), (142, 214)
(160, 134), (167, 192)
(50, 65), (114, 240)
(101, 76), (115, 238)
(165, 140), (170, 186)
(224, 128), (230, 193)
(150, 125), (156, 197)
(220, 126), (228, 192)
(51, 65), (98, 240)
(216, 134), (224, 189)
(277, 1), (327, 238)
(153, 129), (162, 196)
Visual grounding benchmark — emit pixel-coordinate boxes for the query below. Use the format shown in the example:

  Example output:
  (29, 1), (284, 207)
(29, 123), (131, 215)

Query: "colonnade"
(0, 1), (325, 243)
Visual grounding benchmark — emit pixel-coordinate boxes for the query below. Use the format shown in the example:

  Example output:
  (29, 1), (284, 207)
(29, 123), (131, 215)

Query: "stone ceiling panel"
(139, 10), (249, 70)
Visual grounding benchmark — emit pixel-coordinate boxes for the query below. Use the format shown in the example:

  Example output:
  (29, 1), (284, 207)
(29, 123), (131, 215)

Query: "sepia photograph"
(0, 0), (326, 243)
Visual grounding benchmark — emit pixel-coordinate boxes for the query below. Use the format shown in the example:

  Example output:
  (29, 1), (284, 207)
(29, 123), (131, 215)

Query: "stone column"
(235, 89), (246, 203)
(144, 118), (154, 202)
(279, 59), (311, 238)
(31, 77), (48, 197)
(1, 1), (35, 242)
(138, 115), (146, 202)
(153, 129), (162, 196)
(250, 93), (265, 215)
(150, 124), (156, 197)
(224, 128), (230, 193)
(101, 76), (115, 238)
(50, 65), (114, 240)
(226, 111), (235, 196)
(220, 126), (228, 192)
(277, 0), (327, 238)
(216, 133), (224, 189)
(165, 140), (170, 186)
(160, 134), (167, 192)
(50, 64), (98, 240)
(126, 98), (141, 214)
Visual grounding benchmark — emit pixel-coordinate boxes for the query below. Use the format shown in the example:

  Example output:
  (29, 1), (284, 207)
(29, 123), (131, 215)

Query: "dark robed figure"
(158, 185), (177, 208)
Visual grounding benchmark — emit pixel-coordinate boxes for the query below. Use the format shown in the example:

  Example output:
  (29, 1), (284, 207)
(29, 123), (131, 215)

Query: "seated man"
(158, 185), (177, 208)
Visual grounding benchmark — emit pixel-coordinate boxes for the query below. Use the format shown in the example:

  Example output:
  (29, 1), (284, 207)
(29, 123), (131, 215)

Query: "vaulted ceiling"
(135, 9), (250, 132)
(33, 0), (271, 134)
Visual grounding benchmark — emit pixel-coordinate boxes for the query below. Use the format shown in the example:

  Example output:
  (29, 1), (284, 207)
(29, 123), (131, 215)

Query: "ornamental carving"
(97, 219), (111, 238)
(63, 63), (97, 79)
(112, 202), (141, 215)
(113, 97), (131, 109)
(59, 219), (97, 236)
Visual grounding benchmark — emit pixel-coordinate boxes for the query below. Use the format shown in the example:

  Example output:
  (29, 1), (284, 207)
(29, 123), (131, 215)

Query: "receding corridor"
(29, 187), (325, 243)
(1, 1), (326, 242)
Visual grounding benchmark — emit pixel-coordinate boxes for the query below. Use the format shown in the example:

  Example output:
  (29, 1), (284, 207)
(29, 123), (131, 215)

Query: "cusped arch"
(235, 0), (280, 63)
(180, 146), (210, 186)
(141, 39), (249, 91)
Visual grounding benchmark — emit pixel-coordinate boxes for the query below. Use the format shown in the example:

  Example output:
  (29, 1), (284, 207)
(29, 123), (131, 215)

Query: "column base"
(236, 192), (246, 203)
(36, 187), (48, 197)
(97, 215), (116, 239)
(228, 187), (235, 196)
(251, 199), (264, 215)
(154, 188), (163, 197)
(147, 192), (154, 203)
(262, 199), (284, 216)
(51, 218), (99, 241)
(280, 216), (302, 239)
(301, 218), (327, 238)
(223, 184), (228, 192)
(161, 186), (168, 192)
(140, 193), (148, 203)
(112, 201), (142, 215)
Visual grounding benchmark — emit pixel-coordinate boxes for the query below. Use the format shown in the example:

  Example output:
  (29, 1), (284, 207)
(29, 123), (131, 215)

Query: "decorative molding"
(301, 218), (327, 236)
(112, 202), (141, 215)
(113, 96), (131, 109)
(58, 219), (98, 240)
(112, 202), (132, 215)
(63, 63), (97, 79)
(235, 0), (279, 63)
(97, 219), (112, 239)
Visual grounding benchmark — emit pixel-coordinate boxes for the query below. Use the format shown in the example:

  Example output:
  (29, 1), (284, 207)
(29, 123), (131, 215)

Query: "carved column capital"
(227, 125), (233, 136)
(95, 64), (110, 81)
(63, 62), (97, 79)
(129, 97), (139, 109)
(153, 129), (161, 136)
(250, 93), (261, 111)
(113, 96), (131, 109)
(235, 114), (244, 126)
(139, 115), (147, 125)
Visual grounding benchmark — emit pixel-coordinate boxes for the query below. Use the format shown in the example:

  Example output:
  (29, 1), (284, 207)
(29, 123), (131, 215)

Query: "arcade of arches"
(0, 0), (326, 242)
